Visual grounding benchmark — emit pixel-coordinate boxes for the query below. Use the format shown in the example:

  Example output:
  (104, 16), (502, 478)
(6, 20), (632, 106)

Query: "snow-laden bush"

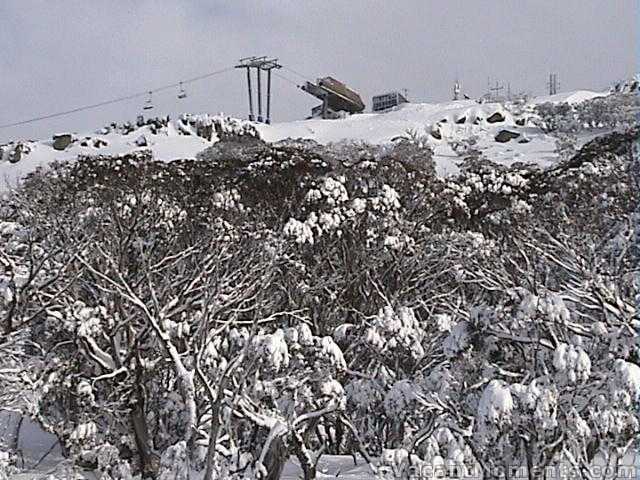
(1, 126), (638, 480)
(535, 93), (639, 133)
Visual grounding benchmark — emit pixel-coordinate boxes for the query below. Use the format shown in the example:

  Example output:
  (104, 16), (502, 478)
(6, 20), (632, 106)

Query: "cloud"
(0, 0), (636, 142)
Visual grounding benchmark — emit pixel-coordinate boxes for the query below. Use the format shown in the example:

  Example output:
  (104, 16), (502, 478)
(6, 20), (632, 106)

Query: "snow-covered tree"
(1, 124), (638, 480)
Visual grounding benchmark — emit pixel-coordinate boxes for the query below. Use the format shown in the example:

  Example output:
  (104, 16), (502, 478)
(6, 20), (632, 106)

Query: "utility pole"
(235, 56), (281, 123)
(547, 73), (559, 95)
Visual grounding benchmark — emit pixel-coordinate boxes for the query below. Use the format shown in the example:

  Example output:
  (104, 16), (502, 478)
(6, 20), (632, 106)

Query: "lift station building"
(372, 91), (409, 112)
(301, 77), (365, 119)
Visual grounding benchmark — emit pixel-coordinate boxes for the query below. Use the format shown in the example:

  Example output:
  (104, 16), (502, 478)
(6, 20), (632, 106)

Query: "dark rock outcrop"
(486, 112), (506, 123)
(495, 130), (520, 143)
(53, 134), (73, 151)
(6, 142), (30, 163)
(8, 144), (22, 163)
(430, 125), (442, 140)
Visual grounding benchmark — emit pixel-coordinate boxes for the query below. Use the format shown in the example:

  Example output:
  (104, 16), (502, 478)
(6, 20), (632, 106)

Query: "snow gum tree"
(1, 125), (638, 480)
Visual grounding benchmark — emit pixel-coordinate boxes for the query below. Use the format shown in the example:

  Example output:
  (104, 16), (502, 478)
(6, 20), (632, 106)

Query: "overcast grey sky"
(0, 0), (637, 142)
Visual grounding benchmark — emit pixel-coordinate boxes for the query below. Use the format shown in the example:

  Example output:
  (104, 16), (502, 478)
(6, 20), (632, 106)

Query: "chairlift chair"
(177, 82), (187, 99)
(143, 91), (154, 110)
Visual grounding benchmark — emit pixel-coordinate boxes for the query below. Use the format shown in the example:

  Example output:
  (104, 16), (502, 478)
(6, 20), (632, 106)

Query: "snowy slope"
(257, 99), (559, 176)
(0, 89), (608, 190)
(530, 90), (608, 105)
(259, 100), (506, 143)
(0, 125), (213, 190)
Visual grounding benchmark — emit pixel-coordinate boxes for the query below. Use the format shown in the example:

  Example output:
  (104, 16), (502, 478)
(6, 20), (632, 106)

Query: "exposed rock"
(455, 116), (466, 124)
(518, 136), (531, 144)
(93, 138), (108, 148)
(122, 122), (135, 135)
(53, 133), (73, 151)
(135, 135), (148, 147)
(430, 125), (442, 140)
(515, 118), (526, 126)
(8, 143), (23, 163)
(486, 112), (506, 123)
(4, 142), (31, 164)
(495, 130), (521, 143)
(511, 161), (540, 172)
(177, 124), (192, 136)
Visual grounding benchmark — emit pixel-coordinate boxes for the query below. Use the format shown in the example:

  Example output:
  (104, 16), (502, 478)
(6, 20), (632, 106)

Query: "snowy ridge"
(0, 89), (611, 189)
(530, 90), (608, 105)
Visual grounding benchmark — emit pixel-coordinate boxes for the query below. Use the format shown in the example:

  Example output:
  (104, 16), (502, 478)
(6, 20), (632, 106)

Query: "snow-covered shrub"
(554, 131), (577, 162)
(449, 135), (480, 159)
(475, 380), (514, 442)
(535, 93), (639, 134)
(1, 123), (637, 479)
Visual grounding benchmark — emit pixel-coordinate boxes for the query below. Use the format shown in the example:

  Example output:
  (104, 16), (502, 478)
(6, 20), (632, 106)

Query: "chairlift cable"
(272, 71), (301, 88)
(0, 66), (235, 129)
(281, 66), (315, 83)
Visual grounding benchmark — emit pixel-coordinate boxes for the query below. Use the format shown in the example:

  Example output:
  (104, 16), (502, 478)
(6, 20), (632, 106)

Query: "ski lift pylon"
(177, 82), (187, 99)
(143, 91), (154, 110)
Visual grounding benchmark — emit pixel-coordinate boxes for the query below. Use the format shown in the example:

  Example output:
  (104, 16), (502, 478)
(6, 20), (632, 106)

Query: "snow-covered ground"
(0, 412), (62, 476)
(0, 125), (212, 191)
(0, 89), (608, 190)
(530, 90), (608, 105)
(281, 455), (375, 479)
(4, 442), (637, 480)
(259, 99), (559, 176)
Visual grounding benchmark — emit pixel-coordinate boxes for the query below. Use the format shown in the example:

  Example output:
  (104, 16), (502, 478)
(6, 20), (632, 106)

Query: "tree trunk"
(203, 383), (227, 480)
(300, 460), (316, 480)
(292, 429), (318, 480)
(263, 436), (287, 480)
(131, 360), (156, 479)
(3, 280), (16, 335)
(10, 414), (23, 451)
(130, 403), (156, 478)
(294, 447), (316, 480)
